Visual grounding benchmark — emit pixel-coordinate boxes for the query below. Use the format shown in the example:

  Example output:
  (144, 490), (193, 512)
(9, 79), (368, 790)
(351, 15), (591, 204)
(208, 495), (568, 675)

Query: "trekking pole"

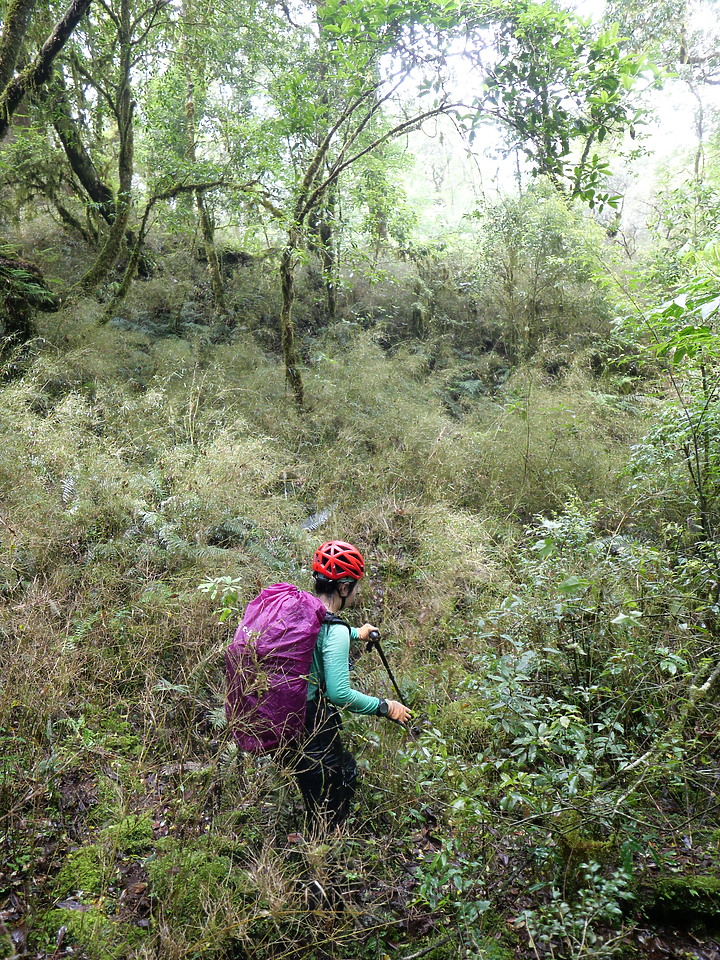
(366, 630), (406, 705)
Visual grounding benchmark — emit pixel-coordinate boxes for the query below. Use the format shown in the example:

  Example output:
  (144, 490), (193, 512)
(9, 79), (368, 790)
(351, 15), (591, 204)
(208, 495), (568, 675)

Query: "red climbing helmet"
(312, 540), (365, 580)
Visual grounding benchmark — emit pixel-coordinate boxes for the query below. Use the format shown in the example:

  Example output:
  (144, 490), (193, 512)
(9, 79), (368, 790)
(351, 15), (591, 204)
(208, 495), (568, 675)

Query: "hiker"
(293, 540), (411, 829)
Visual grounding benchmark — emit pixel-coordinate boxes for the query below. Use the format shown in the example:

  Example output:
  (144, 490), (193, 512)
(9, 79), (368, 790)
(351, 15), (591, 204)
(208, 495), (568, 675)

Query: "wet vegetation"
(3, 0), (720, 957)
(2, 195), (720, 958)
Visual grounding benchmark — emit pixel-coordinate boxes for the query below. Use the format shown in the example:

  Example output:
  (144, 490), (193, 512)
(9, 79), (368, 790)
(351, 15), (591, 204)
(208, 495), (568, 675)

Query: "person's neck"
(318, 593), (342, 614)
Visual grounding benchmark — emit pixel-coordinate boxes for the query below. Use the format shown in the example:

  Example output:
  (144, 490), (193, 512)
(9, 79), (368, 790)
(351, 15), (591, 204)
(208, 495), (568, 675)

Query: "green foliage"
(604, 0), (687, 66)
(470, 184), (614, 360)
(141, 63), (200, 194)
(480, 6), (655, 208)
(650, 159), (720, 259)
(623, 266), (720, 566)
(345, 145), (418, 248)
(415, 834), (491, 923)
(198, 575), (245, 622)
(0, 122), (73, 223)
(516, 861), (634, 959)
(605, 0), (720, 95)
(3, 198), (720, 960)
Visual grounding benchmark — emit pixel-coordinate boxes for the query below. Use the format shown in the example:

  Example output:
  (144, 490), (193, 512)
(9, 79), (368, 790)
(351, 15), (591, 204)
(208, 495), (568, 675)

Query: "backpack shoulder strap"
(323, 611), (351, 631)
(318, 612), (355, 694)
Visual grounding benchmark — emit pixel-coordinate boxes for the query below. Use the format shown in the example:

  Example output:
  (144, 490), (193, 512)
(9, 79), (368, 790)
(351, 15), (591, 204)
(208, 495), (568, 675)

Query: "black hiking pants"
(292, 697), (358, 830)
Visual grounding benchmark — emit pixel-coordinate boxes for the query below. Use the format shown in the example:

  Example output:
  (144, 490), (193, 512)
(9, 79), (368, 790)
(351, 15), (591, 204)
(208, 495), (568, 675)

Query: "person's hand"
(356, 623), (378, 642)
(387, 700), (411, 724)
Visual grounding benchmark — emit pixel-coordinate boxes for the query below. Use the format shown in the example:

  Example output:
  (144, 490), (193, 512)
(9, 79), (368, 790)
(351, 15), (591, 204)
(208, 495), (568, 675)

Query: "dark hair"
(312, 572), (356, 596)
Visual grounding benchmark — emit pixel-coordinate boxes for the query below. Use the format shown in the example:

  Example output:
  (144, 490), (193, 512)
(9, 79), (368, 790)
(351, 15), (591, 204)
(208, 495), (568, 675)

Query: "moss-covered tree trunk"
(0, 0), (36, 95)
(49, 71), (117, 226)
(46, 71), (153, 275)
(76, 0), (134, 292)
(280, 231), (305, 408)
(308, 195), (337, 323)
(0, 0), (92, 140)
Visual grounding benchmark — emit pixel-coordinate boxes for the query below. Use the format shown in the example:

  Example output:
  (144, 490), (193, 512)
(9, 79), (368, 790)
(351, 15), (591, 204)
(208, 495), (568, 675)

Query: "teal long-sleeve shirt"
(307, 621), (380, 715)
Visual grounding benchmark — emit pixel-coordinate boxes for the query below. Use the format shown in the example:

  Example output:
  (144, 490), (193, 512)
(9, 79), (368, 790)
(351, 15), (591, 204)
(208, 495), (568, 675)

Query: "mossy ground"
(653, 875), (720, 924)
(34, 907), (149, 960)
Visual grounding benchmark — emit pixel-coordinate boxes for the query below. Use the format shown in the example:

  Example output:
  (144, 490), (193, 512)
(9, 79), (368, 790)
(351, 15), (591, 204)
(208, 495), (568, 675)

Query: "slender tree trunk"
(51, 193), (96, 241)
(280, 231), (305, 408)
(96, 179), (225, 323)
(76, 0), (133, 291)
(312, 17), (337, 322)
(318, 187), (337, 320)
(196, 193), (225, 309)
(99, 202), (154, 323)
(182, 44), (225, 312)
(504, 247), (520, 361)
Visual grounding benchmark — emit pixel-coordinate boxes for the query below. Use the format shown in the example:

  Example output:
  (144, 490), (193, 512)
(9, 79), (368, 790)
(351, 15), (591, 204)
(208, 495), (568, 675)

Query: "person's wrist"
(376, 699), (389, 717)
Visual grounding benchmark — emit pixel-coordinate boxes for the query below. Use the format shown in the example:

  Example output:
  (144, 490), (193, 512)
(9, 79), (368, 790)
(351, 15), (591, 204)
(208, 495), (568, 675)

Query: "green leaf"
(558, 575), (589, 596)
(532, 537), (556, 559)
(611, 611), (643, 628)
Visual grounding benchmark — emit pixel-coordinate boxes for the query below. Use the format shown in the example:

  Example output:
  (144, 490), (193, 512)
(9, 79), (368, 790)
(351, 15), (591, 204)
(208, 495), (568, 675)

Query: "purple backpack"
(225, 583), (327, 753)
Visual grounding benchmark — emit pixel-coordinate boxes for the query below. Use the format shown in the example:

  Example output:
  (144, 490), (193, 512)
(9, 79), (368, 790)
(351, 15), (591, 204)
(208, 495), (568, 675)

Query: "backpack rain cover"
(225, 583), (327, 753)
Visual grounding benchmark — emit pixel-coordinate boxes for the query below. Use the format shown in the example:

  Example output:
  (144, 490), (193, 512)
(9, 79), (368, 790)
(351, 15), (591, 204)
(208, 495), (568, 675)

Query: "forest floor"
(2, 239), (720, 960)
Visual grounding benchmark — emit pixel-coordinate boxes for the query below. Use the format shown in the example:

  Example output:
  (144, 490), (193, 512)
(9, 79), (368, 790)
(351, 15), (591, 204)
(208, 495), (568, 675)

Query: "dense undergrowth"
(2, 229), (720, 960)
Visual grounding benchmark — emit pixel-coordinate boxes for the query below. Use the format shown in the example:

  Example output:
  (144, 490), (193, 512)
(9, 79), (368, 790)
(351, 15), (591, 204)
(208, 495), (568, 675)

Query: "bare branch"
(96, 0), (120, 29)
(302, 99), (458, 219)
(70, 58), (116, 114)
(131, 0), (172, 50)
(323, 71), (411, 183)
(293, 80), (382, 221)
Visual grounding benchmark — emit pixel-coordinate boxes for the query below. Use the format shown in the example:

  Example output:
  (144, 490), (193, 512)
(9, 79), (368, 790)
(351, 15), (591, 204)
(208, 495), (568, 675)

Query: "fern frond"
(208, 705), (228, 730)
(246, 541), (285, 570)
(157, 524), (188, 552)
(0, 257), (57, 309)
(61, 475), (78, 506)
